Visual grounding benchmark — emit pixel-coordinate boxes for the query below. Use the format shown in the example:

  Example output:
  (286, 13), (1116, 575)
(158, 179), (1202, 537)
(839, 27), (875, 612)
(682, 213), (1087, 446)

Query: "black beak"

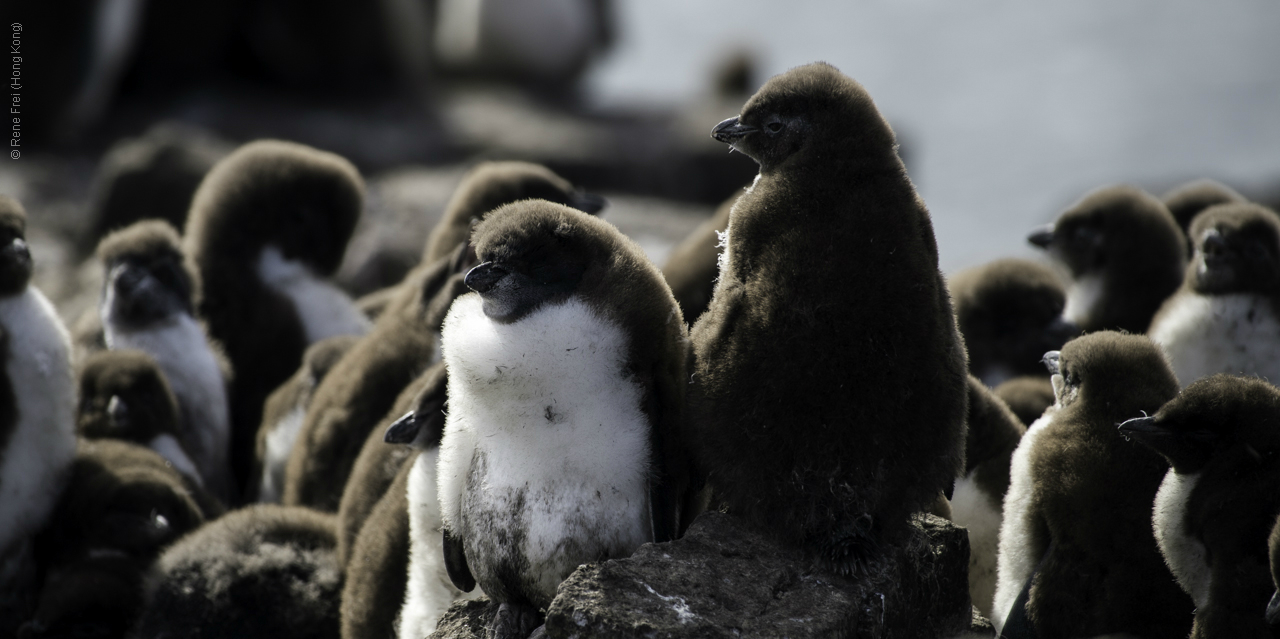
(107, 395), (129, 427)
(1117, 415), (1162, 439)
(1041, 351), (1061, 375)
(1267, 589), (1280, 626)
(712, 117), (758, 143)
(384, 411), (423, 445)
(569, 191), (608, 216)
(464, 262), (506, 294)
(1028, 224), (1055, 249)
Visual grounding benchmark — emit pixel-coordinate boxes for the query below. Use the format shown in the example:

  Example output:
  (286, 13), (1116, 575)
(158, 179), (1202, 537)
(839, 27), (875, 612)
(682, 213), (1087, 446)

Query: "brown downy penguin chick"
(253, 334), (361, 503)
(0, 196), (77, 633)
(98, 220), (235, 503)
(993, 332), (1193, 638)
(134, 505), (343, 639)
(18, 438), (218, 639)
(340, 451), (415, 639)
(661, 192), (737, 324)
(691, 62), (968, 575)
(949, 258), (1077, 387)
(953, 376), (1026, 619)
(76, 349), (204, 489)
(437, 200), (689, 638)
(1121, 374), (1280, 638)
(993, 376), (1058, 427)
(185, 140), (370, 497)
(1028, 184), (1186, 335)
(1148, 203), (1280, 388)
(1162, 178), (1248, 245)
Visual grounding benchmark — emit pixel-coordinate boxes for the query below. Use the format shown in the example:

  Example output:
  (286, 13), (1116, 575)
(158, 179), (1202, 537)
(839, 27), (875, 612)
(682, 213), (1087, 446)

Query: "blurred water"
(586, 0), (1280, 273)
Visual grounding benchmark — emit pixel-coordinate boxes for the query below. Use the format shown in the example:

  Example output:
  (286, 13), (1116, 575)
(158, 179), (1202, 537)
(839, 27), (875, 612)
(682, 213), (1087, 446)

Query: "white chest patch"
(951, 471), (1004, 619)
(0, 287), (76, 555)
(256, 245), (371, 345)
(105, 313), (232, 500)
(436, 294), (652, 607)
(1063, 275), (1104, 328)
(258, 403), (306, 504)
(1152, 470), (1210, 607)
(1148, 293), (1280, 387)
(991, 409), (1056, 633)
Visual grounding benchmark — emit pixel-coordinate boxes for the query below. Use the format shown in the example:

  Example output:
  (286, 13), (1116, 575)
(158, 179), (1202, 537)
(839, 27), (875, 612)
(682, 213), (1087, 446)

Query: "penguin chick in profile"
(437, 200), (689, 638)
(952, 376), (1026, 620)
(993, 376), (1057, 427)
(97, 220), (234, 502)
(992, 331), (1193, 638)
(1028, 184), (1186, 334)
(1148, 203), (1280, 388)
(185, 139), (370, 494)
(0, 196), (77, 628)
(691, 62), (968, 575)
(77, 349), (204, 488)
(1121, 374), (1280, 638)
(949, 258), (1077, 387)
(1162, 178), (1247, 243)
(253, 334), (360, 503)
(661, 192), (736, 324)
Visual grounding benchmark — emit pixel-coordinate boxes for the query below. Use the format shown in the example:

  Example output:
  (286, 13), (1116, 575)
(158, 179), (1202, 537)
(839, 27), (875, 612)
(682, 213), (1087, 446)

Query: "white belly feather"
(1149, 292), (1280, 387)
(257, 245), (371, 344)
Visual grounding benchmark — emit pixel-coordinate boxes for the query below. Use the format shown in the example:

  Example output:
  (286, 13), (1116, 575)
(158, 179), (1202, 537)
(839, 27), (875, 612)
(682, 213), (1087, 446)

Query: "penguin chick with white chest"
(437, 200), (689, 638)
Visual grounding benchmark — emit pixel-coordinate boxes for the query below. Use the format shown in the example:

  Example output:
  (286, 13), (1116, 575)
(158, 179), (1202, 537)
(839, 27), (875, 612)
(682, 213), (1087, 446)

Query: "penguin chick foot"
(817, 513), (879, 578)
(487, 602), (543, 639)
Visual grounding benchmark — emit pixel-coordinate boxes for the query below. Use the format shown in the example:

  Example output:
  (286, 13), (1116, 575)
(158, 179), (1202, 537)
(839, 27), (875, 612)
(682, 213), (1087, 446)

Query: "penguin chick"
(134, 504), (343, 639)
(992, 331), (1193, 638)
(661, 192), (736, 324)
(1162, 178), (1247, 243)
(254, 334), (360, 503)
(949, 258), (1077, 386)
(692, 62), (968, 575)
(993, 375), (1057, 426)
(0, 195), (77, 627)
(340, 451), (415, 639)
(952, 376), (1026, 619)
(437, 199), (689, 637)
(185, 139), (369, 496)
(76, 349), (203, 487)
(1121, 374), (1280, 638)
(1028, 184), (1186, 334)
(1148, 203), (1280, 388)
(98, 219), (235, 503)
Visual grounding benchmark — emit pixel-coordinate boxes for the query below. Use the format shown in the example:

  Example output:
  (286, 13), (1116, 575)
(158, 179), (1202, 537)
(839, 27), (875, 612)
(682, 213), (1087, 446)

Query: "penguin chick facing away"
(97, 220), (234, 502)
(993, 375), (1057, 427)
(1121, 374), (1280, 638)
(0, 195), (76, 627)
(134, 505), (343, 639)
(1148, 203), (1280, 388)
(1028, 184), (1186, 334)
(948, 258), (1077, 387)
(1162, 178), (1247, 244)
(76, 349), (204, 488)
(437, 199), (689, 638)
(184, 139), (369, 495)
(661, 191), (737, 324)
(691, 62), (968, 575)
(993, 331), (1193, 638)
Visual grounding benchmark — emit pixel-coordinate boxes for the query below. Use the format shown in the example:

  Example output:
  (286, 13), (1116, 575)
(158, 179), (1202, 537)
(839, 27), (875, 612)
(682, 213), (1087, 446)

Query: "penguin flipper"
(1000, 539), (1053, 639)
(648, 478), (678, 544)
(442, 528), (476, 592)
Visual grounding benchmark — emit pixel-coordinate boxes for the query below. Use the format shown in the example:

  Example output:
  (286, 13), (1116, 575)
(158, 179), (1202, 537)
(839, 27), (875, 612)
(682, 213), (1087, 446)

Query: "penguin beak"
(1267, 589), (1280, 626)
(384, 411), (423, 445)
(1, 236), (29, 263)
(465, 262), (507, 294)
(1041, 351), (1061, 375)
(569, 191), (608, 216)
(712, 117), (758, 143)
(1116, 415), (1163, 441)
(1028, 224), (1055, 249)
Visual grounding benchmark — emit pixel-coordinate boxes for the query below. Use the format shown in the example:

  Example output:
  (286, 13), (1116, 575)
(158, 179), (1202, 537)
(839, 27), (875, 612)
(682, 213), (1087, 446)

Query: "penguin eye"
(766, 120), (784, 133)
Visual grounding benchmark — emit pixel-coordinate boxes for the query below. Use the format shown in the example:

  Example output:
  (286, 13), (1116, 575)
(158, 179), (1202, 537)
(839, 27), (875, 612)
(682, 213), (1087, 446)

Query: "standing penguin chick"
(1148, 203), (1280, 388)
(437, 200), (689, 638)
(0, 196), (76, 631)
(993, 331), (1193, 638)
(690, 62), (968, 574)
(1028, 184), (1186, 335)
(1121, 374), (1280, 638)
(1162, 178), (1247, 243)
(185, 140), (370, 494)
(98, 220), (234, 502)
(661, 192), (737, 324)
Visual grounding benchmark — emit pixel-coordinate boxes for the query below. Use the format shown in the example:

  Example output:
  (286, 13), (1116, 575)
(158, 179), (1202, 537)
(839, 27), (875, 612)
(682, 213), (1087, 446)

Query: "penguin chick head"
(1161, 178), (1246, 238)
(77, 349), (182, 445)
(1120, 374), (1280, 476)
(1185, 203), (1280, 296)
(384, 363), (448, 449)
(425, 161), (607, 266)
(0, 195), (32, 296)
(97, 220), (197, 328)
(1044, 331), (1178, 422)
(711, 61), (897, 174)
(185, 140), (363, 276)
(1028, 184), (1186, 280)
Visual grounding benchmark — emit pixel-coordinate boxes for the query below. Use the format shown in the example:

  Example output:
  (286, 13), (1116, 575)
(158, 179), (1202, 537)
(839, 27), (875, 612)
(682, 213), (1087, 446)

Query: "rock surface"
(429, 512), (972, 639)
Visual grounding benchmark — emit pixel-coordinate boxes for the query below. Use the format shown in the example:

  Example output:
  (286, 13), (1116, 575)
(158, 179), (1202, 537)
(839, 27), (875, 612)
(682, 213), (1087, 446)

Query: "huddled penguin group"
(5, 58), (1280, 639)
